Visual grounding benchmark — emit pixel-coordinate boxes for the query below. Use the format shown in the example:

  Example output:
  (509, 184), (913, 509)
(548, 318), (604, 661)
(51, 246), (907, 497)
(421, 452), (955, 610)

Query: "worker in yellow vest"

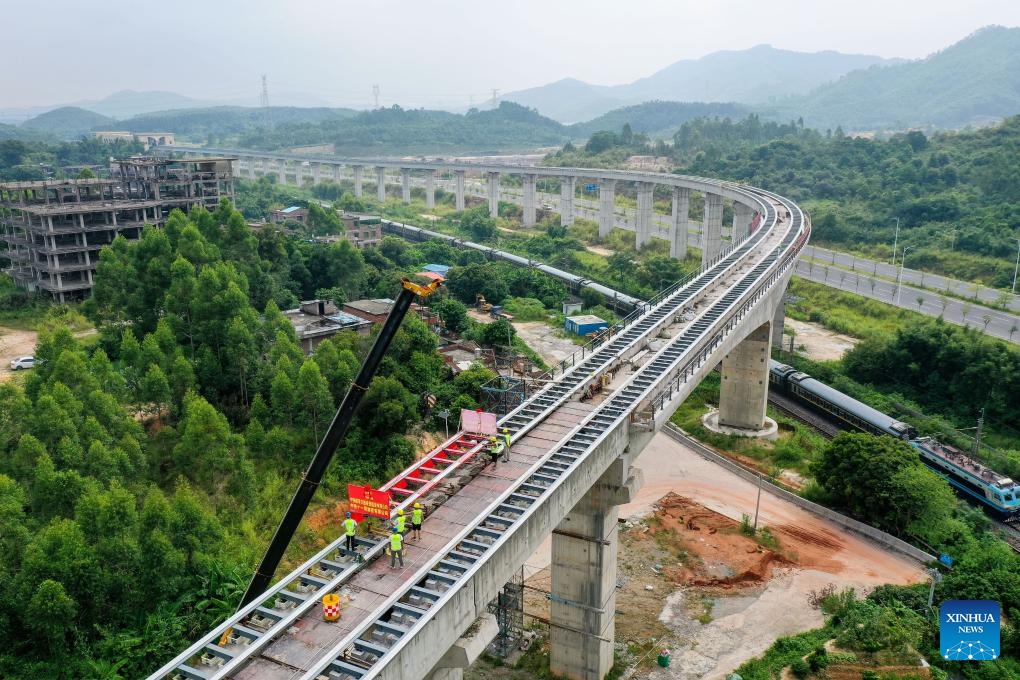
(394, 508), (407, 536)
(411, 502), (424, 541)
(486, 436), (503, 466)
(343, 512), (358, 554)
(501, 427), (512, 461)
(389, 528), (404, 568)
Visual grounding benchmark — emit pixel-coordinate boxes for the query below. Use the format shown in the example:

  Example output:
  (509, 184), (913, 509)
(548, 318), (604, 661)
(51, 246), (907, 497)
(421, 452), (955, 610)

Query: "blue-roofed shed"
(565, 314), (607, 336)
(423, 263), (451, 275)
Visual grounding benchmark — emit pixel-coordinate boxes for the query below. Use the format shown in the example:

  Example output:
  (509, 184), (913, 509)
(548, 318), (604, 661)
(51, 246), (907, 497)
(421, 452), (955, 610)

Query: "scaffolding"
(480, 374), (528, 416)
(486, 566), (524, 659)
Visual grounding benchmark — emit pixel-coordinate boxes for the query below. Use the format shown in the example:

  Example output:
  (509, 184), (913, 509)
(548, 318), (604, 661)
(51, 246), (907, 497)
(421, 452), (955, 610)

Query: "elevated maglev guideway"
(148, 173), (808, 680)
(168, 147), (770, 266)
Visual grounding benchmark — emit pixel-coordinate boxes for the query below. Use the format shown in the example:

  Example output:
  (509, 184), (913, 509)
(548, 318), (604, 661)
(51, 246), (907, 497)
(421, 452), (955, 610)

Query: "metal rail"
(294, 193), (806, 680)
(148, 184), (795, 680)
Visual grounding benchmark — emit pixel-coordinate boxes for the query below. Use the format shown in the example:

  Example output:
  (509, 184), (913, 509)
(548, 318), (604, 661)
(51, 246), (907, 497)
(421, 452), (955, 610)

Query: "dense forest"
(0, 197), (587, 677)
(552, 112), (1020, 288)
(0, 137), (144, 181)
(235, 101), (569, 153)
(4, 101), (1020, 677)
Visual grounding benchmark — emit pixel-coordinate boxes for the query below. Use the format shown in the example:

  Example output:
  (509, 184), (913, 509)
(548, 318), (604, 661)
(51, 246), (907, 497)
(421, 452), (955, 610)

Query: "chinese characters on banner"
(347, 484), (392, 520)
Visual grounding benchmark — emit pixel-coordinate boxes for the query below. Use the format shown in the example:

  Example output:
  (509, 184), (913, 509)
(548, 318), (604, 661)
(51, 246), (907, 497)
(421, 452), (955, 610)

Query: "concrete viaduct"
(170, 148), (765, 267)
(152, 151), (809, 680)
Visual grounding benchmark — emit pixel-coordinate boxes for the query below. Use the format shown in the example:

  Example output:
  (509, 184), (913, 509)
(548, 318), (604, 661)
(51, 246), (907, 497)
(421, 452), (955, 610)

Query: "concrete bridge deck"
(234, 402), (595, 679)
(149, 178), (807, 680)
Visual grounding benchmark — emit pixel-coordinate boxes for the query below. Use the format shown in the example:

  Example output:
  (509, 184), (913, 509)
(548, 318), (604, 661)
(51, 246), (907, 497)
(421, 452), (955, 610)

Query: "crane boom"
(239, 277), (441, 608)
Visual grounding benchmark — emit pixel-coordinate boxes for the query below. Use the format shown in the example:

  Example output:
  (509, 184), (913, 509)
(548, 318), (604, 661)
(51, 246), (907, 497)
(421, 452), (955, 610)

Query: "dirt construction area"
(784, 318), (858, 362)
(504, 432), (925, 680)
(0, 326), (38, 381)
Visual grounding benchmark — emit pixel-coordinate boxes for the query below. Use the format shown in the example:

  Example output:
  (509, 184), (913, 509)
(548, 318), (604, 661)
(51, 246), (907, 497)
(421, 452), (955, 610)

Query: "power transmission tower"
(491, 88), (499, 109)
(260, 74), (273, 129)
(372, 84), (380, 109)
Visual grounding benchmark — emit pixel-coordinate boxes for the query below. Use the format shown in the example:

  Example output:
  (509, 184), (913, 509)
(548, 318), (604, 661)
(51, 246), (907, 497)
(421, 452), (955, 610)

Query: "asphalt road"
(794, 259), (1020, 344)
(802, 244), (1020, 313)
(425, 179), (1020, 343)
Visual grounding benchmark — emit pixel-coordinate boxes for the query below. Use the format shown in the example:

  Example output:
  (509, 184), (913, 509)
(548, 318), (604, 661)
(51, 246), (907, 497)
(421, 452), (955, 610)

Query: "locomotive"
(769, 360), (1020, 519)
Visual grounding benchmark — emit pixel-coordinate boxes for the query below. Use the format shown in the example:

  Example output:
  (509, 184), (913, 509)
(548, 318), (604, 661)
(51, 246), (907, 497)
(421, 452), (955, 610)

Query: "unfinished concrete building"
(0, 156), (235, 302)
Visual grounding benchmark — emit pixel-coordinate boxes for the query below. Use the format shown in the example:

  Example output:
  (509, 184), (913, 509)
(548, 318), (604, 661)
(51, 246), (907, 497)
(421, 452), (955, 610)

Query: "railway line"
(151, 183), (805, 680)
(767, 391), (842, 438)
(994, 520), (1020, 553)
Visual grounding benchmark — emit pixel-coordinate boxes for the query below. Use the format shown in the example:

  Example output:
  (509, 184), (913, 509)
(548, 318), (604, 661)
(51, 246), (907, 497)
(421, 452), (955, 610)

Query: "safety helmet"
(414, 502), (421, 508)
(490, 436), (497, 442)
(392, 527), (399, 533)
(502, 428), (509, 433)
(397, 509), (404, 516)
(345, 512), (351, 518)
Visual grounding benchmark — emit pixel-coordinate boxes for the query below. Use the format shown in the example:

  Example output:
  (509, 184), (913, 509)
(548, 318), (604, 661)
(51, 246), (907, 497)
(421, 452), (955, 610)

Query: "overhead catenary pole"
(1011, 237), (1020, 294)
(973, 407), (985, 459)
(895, 245), (913, 305)
(239, 278), (440, 608)
(891, 217), (899, 265)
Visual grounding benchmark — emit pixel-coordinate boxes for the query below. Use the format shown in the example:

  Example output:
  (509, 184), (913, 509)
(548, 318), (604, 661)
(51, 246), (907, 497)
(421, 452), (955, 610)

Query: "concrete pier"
(455, 170), (466, 210)
(376, 166), (387, 203)
(598, 179), (616, 238)
(353, 165), (363, 197)
(772, 285), (788, 348)
(635, 181), (654, 249)
(487, 172), (500, 218)
(401, 168), (411, 203)
(549, 456), (641, 680)
(560, 176), (576, 226)
(425, 169), (436, 209)
(701, 192), (723, 265)
(671, 186), (690, 259)
(522, 173), (537, 227)
(733, 202), (753, 240)
(718, 321), (771, 429)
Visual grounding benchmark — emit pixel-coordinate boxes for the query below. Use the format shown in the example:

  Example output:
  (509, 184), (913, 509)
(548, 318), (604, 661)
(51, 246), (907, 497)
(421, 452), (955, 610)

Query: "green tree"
(140, 365), (172, 425)
(811, 432), (924, 530)
(460, 205), (496, 241)
(25, 579), (77, 650)
(478, 318), (516, 348)
(296, 359), (334, 446)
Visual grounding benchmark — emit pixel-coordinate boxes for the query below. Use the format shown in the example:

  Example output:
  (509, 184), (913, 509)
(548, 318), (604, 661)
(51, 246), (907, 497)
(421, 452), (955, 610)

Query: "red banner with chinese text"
(347, 484), (391, 519)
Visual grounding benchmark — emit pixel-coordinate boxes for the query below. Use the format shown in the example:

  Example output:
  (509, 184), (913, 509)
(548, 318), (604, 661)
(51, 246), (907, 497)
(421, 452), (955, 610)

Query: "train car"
(381, 218), (644, 313)
(910, 437), (1020, 519)
(769, 361), (1019, 519)
(768, 360), (915, 439)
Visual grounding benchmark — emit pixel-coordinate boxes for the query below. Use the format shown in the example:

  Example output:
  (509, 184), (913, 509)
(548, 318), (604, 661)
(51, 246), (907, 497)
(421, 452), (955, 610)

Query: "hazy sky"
(4, 0), (1020, 109)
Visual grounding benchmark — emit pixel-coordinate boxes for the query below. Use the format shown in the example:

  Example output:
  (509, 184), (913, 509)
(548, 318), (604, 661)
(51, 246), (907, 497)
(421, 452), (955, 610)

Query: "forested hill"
(235, 101), (571, 153)
(120, 106), (358, 145)
(565, 101), (750, 139)
(20, 107), (115, 139)
(769, 25), (1020, 131)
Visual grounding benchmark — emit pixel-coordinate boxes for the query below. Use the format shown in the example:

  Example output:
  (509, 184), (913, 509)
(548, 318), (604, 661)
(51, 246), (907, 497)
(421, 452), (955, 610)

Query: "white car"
(10, 356), (35, 370)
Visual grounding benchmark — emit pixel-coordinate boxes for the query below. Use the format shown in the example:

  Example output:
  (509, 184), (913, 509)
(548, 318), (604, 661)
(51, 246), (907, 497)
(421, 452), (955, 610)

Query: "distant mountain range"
(498, 45), (903, 123)
(0, 89), (335, 125)
(6, 27), (1020, 148)
(765, 25), (1020, 130)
